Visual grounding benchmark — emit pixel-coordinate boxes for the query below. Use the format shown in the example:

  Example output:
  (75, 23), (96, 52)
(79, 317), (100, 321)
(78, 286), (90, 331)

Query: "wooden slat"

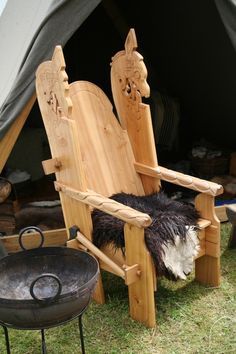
(205, 240), (220, 258)
(198, 218), (211, 229)
(197, 228), (205, 241)
(195, 193), (221, 287)
(42, 158), (62, 175)
(69, 80), (144, 197)
(134, 162), (223, 197)
(215, 205), (228, 222)
(124, 224), (156, 328)
(36, 46), (106, 305)
(195, 248), (205, 259)
(76, 231), (125, 279)
(205, 225), (219, 243)
(55, 182), (152, 228)
(100, 244), (125, 269)
(2, 228), (67, 253)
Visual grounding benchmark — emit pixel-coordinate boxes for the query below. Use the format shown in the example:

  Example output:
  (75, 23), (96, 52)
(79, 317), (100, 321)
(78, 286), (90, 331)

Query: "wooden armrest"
(134, 162), (223, 196)
(55, 182), (152, 228)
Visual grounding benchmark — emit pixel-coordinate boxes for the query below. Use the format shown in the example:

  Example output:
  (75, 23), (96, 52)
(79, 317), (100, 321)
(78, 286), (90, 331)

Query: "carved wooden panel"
(111, 29), (160, 193)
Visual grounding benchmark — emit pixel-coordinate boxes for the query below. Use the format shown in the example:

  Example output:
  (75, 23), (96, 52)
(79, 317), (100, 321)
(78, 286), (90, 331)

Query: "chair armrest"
(134, 162), (223, 196)
(54, 182), (152, 228)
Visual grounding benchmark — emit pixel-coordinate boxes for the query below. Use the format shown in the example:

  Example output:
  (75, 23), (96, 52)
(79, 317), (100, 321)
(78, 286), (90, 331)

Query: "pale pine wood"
(194, 228), (206, 259)
(196, 237), (206, 259)
(69, 81), (144, 197)
(55, 182), (152, 228)
(215, 205), (228, 222)
(134, 162), (223, 196)
(198, 218), (211, 229)
(2, 228), (67, 253)
(42, 158), (62, 175)
(76, 231), (125, 279)
(99, 245), (145, 286)
(0, 94), (36, 172)
(124, 224), (156, 328)
(76, 230), (140, 285)
(36, 47), (105, 304)
(197, 228), (206, 240)
(111, 29), (160, 194)
(36, 49), (92, 239)
(195, 193), (221, 286)
(99, 244), (125, 270)
(36, 44), (156, 324)
(66, 238), (81, 250)
(124, 264), (141, 286)
(35, 30), (224, 328)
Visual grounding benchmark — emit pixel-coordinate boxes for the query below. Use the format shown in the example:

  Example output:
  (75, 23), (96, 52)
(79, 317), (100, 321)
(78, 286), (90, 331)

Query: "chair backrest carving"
(36, 45), (145, 201)
(36, 47), (93, 238)
(111, 29), (161, 193)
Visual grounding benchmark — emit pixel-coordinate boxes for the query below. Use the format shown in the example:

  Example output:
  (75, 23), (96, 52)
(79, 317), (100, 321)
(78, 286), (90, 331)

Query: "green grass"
(1, 223), (235, 353)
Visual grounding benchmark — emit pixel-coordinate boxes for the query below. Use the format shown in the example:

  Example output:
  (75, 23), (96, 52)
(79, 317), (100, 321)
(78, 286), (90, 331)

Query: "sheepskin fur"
(92, 192), (200, 280)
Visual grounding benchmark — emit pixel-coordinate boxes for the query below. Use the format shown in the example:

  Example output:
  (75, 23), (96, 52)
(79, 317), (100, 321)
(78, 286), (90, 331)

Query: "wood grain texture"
(69, 80), (144, 197)
(135, 162), (223, 196)
(36, 46), (105, 304)
(195, 193), (221, 286)
(111, 29), (160, 194)
(35, 30), (224, 327)
(55, 182), (152, 228)
(124, 224), (156, 327)
(2, 228), (67, 253)
(76, 231), (125, 278)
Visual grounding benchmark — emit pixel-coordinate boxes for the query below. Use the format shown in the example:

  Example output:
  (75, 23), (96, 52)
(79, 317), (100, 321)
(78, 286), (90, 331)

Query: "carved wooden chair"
(36, 29), (223, 328)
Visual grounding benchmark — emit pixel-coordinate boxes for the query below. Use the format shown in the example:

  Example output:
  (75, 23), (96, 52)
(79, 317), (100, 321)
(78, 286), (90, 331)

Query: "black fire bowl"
(0, 247), (99, 330)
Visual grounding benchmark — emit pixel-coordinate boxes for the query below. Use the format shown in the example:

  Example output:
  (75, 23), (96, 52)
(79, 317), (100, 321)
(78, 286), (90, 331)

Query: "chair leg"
(195, 225), (220, 287)
(124, 224), (156, 328)
(195, 194), (221, 287)
(195, 255), (220, 287)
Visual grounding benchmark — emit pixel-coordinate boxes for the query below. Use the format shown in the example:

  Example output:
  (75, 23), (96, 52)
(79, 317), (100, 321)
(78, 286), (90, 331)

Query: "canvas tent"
(0, 0), (101, 172)
(0, 0), (236, 176)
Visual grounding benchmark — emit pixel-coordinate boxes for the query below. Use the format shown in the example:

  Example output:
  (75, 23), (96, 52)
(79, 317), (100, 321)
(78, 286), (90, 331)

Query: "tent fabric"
(215, 0), (236, 50)
(0, 0), (53, 108)
(0, 0), (101, 140)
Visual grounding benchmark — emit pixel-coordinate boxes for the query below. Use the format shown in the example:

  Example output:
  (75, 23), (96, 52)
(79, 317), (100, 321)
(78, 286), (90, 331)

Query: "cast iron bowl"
(0, 227), (99, 329)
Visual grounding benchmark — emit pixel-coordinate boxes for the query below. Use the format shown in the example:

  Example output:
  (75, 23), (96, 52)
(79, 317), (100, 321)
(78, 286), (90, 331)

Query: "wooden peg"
(42, 158), (62, 175)
(124, 264), (141, 285)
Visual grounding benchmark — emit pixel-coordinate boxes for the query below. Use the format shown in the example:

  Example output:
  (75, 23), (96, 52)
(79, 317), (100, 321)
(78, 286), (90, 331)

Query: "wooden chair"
(35, 29), (223, 328)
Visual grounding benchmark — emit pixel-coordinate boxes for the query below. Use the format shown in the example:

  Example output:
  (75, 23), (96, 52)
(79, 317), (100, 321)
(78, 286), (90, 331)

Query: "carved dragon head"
(111, 29), (150, 102)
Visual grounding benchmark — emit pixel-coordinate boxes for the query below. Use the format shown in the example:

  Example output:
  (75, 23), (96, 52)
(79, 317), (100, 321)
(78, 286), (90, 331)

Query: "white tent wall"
(0, 0), (101, 173)
(215, 0), (236, 51)
(0, 0), (53, 108)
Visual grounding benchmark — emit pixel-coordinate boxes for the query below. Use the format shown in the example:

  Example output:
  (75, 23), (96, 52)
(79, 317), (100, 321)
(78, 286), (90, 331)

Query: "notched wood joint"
(42, 158), (62, 175)
(123, 264), (141, 285)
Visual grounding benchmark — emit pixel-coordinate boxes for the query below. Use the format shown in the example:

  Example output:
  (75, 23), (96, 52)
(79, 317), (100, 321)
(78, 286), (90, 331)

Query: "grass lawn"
(0, 223), (235, 353)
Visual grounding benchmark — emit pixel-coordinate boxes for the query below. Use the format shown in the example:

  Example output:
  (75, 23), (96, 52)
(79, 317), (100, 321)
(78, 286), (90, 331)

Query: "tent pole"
(0, 93), (36, 173)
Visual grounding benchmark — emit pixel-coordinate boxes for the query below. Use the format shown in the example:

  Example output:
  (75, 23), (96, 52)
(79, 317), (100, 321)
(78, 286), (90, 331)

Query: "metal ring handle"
(30, 273), (62, 304)
(19, 226), (44, 250)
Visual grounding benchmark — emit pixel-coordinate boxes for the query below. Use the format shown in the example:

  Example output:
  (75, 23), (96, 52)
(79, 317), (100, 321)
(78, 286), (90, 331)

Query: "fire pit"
(0, 226), (99, 353)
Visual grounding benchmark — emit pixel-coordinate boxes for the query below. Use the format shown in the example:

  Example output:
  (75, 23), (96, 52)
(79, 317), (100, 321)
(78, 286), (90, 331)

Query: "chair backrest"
(68, 80), (144, 197)
(36, 29), (161, 229)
